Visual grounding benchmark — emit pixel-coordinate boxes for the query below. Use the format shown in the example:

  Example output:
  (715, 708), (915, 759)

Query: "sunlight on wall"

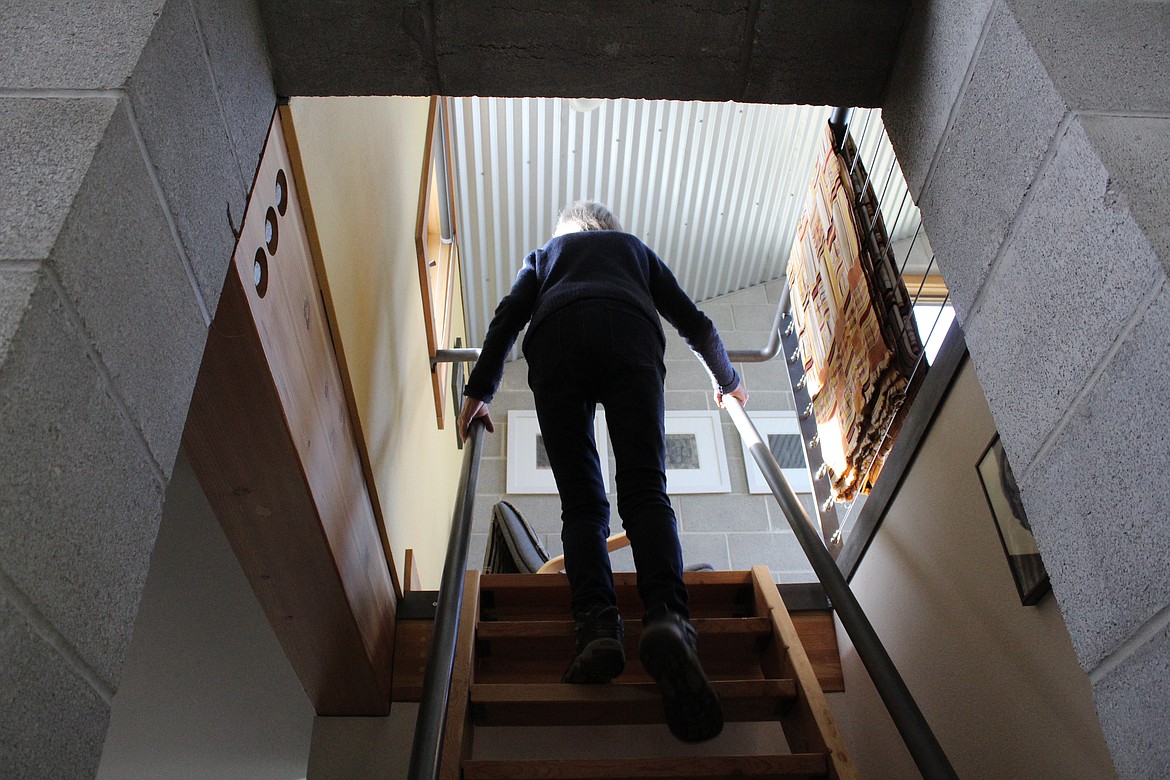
(286, 96), (466, 590)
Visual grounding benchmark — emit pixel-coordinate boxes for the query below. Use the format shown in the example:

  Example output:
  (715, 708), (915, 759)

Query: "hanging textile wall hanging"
(785, 126), (922, 502)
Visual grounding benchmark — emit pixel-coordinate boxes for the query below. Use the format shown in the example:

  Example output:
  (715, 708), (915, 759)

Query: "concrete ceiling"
(258, 0), (910, 106)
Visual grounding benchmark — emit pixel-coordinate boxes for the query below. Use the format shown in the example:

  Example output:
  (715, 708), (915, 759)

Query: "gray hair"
(556, 200), (623, 232)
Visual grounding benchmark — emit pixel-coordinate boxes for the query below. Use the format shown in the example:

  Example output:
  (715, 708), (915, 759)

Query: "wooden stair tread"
(462, 753), (828, 779)
(470, 679), (796, 726)
(478, 572), (756, 620)
(476, 616), (772, 638)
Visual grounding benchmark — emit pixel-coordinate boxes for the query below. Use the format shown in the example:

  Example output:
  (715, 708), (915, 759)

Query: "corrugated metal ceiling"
(447, 98), (923, 348)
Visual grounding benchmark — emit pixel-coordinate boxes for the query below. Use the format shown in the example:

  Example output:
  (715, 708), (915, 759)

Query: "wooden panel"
(752, 567), (857, 780)
(391, 619), (433, 701)
(463, 754), (828, 779)
(183, 111), (396, 715)
(791, 612), (844, 693)
(470, 679), (796, 726)
(478, 571), (756, 620)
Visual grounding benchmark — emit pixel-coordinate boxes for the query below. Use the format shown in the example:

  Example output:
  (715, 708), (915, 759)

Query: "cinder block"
(0, 267), (39, 366)
(680, 533), (731, 571)
(489, 389), (534, 411)
(664, 390), (709, 411)
(1008, 0), (1170, 113)
(740, 356), (796, 396)
(1080, 115), (1170, 277)
(719, 329), (774, 352)
(0, 97), (118, 260)
(1093, 619), (1170, 777)
(744, 0), (907, 106)
(964, 118), (1165, 467)
(698, 301), (734, 332)
(764, 278), (787, 303)
(0, 595), (111, 779)
(732, 303), (781, 332)
(434, 0), (743, 101)
(189, 0), (275, 190)
(1019, 285), (1170, 670)
(127, 0), (246, 313)
(500, 495), (564, 535)
(475, 456), (506, 496)
(609, 544), (636, 573)
(664, 357), (717, 393)
(51, 100), (207, 477)
(258, 0), (436, 97)
(921, 3), (1067, 317)
(0, 278), (165, 687)
(0, 1), (164, 89)
(727, 531), (811, 576)
(729, 285), (770, 305)
(676, 494), (769, 533)
(883, 0), (998, 194)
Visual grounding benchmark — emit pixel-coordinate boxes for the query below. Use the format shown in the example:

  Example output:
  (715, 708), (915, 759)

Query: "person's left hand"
(458, 396), (495, 443)
(716, 382), (749, 409)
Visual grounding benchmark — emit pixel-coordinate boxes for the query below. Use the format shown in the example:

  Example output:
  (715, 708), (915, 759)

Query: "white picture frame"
(738, 411), (812, 494)
(663, 411), (732, 494)
(506, 410), (611, 494)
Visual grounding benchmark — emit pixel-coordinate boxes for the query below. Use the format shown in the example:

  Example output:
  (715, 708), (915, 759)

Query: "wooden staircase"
(437, 566), (857, 779)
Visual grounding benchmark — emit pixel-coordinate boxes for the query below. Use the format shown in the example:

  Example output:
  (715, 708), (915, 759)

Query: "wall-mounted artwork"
(977, 436), (1050, 606)
(506, 410), (611, 494)
(663, 411), (732, 494)
(738, 411), (812, 495)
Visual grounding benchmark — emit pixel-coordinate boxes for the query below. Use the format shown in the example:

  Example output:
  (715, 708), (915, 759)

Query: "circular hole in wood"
(253, 247), (269, 298)
(275, 169), (288, 216)
(264, 206), (279, 254)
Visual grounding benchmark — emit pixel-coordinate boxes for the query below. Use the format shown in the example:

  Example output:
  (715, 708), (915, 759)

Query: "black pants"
(525, 300), (689, 618)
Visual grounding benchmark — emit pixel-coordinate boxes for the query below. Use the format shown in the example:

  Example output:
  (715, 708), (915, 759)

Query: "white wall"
(97, 454), (314, 779)
(828, 359), (1116, 778)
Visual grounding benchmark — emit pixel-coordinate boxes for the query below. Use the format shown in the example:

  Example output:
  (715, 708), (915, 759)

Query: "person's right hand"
(716, 382), (749, 409)
(457, 397), (495, 443)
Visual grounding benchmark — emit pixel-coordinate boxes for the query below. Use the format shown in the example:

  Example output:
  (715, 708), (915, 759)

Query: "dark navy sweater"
(464, 231), (739, 403)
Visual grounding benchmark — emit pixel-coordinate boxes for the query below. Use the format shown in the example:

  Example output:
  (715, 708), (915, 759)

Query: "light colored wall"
(286, 97), (467, 590)
(828, 359), (1116, 778)
(467, 277), (817, 584)
(97, 454), (314, 779)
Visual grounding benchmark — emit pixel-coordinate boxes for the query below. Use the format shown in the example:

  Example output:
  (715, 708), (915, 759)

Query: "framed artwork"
(737, 411), (812, 495)
(663, 411), (732, 494)
(506, 410), (611, 494)
(977, 436), (1050, 606)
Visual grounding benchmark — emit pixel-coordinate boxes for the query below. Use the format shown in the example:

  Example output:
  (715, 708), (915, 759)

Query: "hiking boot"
(639, 605), (724, 742)
(562, 605), (625, 684)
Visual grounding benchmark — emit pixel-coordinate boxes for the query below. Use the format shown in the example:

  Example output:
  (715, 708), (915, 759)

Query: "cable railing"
(824, 107), (956, 543)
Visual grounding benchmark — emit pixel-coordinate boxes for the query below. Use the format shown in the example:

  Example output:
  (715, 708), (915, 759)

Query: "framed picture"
(663, 411), (732, 494)
(506, 410), (611, 494)
(977, 436), (1050, 606)
(737, 411), (812, 495)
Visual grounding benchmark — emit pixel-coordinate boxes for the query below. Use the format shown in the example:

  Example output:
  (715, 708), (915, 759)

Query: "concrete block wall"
(0, 1), (274, 775)
(883, 0), (1170, 774)
(466, 279), (818, 588)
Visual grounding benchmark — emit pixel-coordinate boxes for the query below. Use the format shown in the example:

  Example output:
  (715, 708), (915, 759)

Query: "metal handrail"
(406, 419), (486, 780)
(722, 395), (957, 779)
